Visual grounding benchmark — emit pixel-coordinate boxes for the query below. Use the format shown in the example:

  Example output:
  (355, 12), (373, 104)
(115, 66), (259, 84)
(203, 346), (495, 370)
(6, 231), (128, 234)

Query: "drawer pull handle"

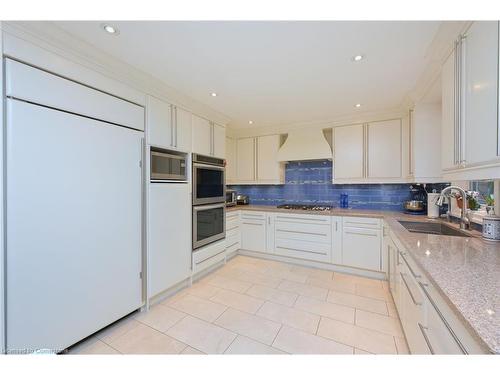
(276, 229), (327, 236)
(242, 222), (264, 226)
(276, 246), (327, 256)
(400, 252), (421, 279)
(418, 323), (435, 354)
(400, 272), (422, 306)
(276, 216), (328, 223)
(344, 231), (378, 237)
(418, 282), (468, 354)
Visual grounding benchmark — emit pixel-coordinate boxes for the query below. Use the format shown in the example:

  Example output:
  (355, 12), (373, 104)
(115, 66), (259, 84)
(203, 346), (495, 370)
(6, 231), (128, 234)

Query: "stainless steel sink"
(397, 220), (472, 237)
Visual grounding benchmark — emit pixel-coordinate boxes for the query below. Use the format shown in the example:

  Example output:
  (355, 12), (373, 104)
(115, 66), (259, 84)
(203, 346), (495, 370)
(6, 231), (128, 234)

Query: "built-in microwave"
(192, 154), (226, 205)
(151, 148), (188, 181)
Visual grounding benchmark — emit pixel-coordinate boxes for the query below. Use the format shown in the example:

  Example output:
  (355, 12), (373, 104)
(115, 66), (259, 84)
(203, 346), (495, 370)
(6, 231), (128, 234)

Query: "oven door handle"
(193, 162), (226, 171)
(193, 203), (226, 211)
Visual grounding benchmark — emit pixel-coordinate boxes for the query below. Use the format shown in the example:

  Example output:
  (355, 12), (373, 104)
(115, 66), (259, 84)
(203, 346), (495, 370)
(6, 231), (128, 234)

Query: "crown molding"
(1, 21), (232, 126)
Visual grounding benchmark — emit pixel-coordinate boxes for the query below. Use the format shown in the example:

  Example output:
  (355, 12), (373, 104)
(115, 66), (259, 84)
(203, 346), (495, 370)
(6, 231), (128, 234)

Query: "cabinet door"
(225, 137), (237, 183)
(464, 21), (500, 165)
(192, 115), (212, 156)
(213, 123), (226, 158)
(331, 216), (342, 264)
(240, 216), (267, 252)
(147, 95), (172, 148)
(441, 49), (456, 170)
(175, 107), (192, 152)
(342, 227), (381, 271)
(257, 134), (282, 182)
(149, 183), (191, 297)
(367, 119), (402, 178)
(237, 138), (256, 181)
(334, 124), (364, 179)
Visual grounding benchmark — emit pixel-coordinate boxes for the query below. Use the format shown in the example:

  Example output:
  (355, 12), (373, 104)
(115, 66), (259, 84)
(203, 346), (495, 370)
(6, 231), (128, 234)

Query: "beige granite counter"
(227, 204), (500, 353)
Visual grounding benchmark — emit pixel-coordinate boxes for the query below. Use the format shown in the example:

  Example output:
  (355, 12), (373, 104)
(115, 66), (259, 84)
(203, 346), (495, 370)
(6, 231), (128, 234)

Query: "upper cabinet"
(441, 21), (500, 179)
(147, 95), (191, 152)
(333, 124), (365, 180)
(231, 135), (284, 184)
(225, 137), (237, 183)
(333, 120), (403, 183)
(192, 115), (225, 158)
(367, 119), (402, 179)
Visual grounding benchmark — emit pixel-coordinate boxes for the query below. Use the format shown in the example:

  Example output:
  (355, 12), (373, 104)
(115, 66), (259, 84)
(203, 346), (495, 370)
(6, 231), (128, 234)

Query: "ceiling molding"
(2, 21), (232, 126)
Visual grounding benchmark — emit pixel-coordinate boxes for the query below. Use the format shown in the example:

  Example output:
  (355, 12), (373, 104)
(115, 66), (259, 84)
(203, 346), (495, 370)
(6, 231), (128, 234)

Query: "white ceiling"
(53, 21), (441, 129)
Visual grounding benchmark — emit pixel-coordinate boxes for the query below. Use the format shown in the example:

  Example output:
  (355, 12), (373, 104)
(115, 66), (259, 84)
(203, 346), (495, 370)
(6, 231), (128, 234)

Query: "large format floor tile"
(215, 308), (281, 345)
(272, 326), (353, 354)
(66, 255), (408, 355)
(224, 335), (285, 354)
(108, 323), (186, 354)
(167, 315), (236, 354)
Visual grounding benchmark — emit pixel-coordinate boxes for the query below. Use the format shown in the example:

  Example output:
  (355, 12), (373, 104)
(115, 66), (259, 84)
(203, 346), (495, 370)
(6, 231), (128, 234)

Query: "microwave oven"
(150, 148), (188, 181)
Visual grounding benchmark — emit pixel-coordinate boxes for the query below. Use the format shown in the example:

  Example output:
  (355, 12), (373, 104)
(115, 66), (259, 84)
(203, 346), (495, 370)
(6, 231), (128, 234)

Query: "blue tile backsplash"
(229, 160), (447, 211)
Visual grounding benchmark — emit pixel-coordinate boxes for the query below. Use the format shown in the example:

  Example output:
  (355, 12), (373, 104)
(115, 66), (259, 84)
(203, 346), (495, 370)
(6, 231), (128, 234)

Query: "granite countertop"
(227, 204), (500, 353)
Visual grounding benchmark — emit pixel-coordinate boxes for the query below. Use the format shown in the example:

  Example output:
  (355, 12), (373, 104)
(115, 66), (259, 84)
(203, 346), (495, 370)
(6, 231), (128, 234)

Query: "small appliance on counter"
(226, 189), (237, 207)
(482, 215), (500, 241)
(236, 194), (250, 205)
(403, 184), (427, 215)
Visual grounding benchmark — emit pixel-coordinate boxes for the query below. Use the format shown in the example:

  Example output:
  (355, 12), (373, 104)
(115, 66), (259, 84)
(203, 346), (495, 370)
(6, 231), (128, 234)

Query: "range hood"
(277, 128), (332, 162)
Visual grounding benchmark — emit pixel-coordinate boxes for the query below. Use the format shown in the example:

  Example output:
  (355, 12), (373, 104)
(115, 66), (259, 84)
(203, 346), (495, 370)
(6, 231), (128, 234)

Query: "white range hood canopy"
(277, 128), (332, 162)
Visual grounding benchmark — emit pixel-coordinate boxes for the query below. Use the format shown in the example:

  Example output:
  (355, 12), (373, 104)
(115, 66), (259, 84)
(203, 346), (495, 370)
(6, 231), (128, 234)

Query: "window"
(469, 180), (494, 205)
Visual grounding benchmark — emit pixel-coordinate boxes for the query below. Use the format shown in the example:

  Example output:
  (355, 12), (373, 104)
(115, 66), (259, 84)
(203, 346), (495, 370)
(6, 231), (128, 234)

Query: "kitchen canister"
(427, 193), (440, 218)
(482, 215), (500, 241)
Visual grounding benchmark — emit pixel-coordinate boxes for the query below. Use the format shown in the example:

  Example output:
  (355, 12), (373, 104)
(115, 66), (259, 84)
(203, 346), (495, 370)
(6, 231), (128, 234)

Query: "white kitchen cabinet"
(191, 115), (225, 158)
(367, 119), (402, 179)
(331, 216), (343, 264)
(463, 21), (499, 166)
(213, 123), (226, 159)
(149, 183), (191, 298)
(257, 134), (283, 182)
(147, 95), (191, 152)
(441, 48), (456, 171)
(240, 211), (267, 252)
(333, 124), (364, 180)
(274, 213), (332, 263)
(225, 210), (241, 256)
(341, 217), (382, 271)
(237, 137), (256, 182)
(192, 115), (212, 156)
(225, 137), (237, 183)
(175, 107), (192, 152)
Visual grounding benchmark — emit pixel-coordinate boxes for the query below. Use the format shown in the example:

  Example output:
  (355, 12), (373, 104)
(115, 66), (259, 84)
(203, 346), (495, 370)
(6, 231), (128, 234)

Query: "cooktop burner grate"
(276, 204), (334, 211)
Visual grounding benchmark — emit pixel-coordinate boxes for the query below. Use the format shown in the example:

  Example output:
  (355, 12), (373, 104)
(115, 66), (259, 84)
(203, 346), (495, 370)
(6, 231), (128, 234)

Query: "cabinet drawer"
(241, 219), (266, 252)
(226, 241), (240, 255)
(274, 213), (331, 224)
(192, 240), (226, 273)
(226, 216), (240, 231)
(226, 226), (240, 238)
(275, 238), (331, 263)
(275, 221), (331, 244)
(343, 216), (381, 229)
(241, 211), (267, 221)
(226, 211), (240, 220)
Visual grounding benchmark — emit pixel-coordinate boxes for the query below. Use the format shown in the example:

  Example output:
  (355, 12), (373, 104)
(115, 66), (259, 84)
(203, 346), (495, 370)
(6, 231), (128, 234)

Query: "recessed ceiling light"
(211, 92), (217, 97)
(248, 120), (253, 125)
(352, 54), (364, 62)
(101, 23), (119, 35)
(355, 103), (362, 108)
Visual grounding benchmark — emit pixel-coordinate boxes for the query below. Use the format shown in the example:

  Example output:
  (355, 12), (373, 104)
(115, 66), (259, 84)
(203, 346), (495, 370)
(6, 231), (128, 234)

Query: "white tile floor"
(67, 255), (409, 355)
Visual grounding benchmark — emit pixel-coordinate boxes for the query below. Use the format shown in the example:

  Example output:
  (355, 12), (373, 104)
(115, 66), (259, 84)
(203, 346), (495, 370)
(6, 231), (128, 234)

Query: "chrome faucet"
(436, 186), (470, 230)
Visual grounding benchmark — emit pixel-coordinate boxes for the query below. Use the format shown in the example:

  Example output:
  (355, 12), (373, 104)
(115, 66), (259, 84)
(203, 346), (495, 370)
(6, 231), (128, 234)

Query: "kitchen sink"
(397, 220), (472, 237)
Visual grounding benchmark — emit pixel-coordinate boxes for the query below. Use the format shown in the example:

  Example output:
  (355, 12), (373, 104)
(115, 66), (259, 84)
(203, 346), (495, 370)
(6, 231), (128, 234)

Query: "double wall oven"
(192, 154), (226, 250)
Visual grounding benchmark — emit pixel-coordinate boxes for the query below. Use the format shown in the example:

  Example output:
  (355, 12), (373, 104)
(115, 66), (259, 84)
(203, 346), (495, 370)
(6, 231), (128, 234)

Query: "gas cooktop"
(276, 204), (334, 211)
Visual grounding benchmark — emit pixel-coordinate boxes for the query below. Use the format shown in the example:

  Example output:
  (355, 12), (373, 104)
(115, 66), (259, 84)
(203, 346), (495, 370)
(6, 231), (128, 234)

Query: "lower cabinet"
(341, 217), (382, 271)
(274, 213), (332, 263)
(225, 210), (241, 256)
(148, 183), (191, 297)
(240, 211), (268, 253)
(389, 232), (486, 354)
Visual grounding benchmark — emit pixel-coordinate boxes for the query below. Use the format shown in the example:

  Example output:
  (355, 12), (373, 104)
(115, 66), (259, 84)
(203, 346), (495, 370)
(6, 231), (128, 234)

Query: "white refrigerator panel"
(6, 99), (143, 352)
